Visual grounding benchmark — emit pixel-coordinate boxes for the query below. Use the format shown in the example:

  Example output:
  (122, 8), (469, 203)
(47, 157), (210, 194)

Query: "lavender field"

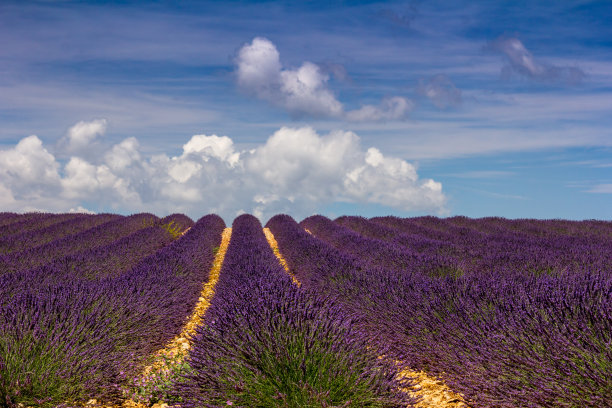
(0, 212), (610, 408)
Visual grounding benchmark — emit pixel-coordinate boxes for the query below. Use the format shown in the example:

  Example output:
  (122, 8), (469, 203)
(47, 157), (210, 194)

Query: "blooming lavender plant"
(0, 213), (24, 228)
(0, 214), (118, 255)
(174, 214), (414, 408)
(0, 214), (224, 407)
(0, 213), (157, 275)
(302, 215), (464, 278)
(269, 214), (612, 408)
(0, 213), (82, 240)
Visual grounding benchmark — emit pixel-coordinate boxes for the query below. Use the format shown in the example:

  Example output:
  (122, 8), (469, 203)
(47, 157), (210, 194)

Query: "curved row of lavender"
(5, 221), (183, 292)
(278, 215), (611, 408)
(0, 213), (26, 227)
(0, 213), (225, 407)
(304, 215), (463, 278)
(362, 215), (612, 275)
(0, 214), (120, 255)
(0, 213), (160, 275)
(0, 213), (85, 240)
(447, 215), (612, 242)
(174, 214), (413, 408)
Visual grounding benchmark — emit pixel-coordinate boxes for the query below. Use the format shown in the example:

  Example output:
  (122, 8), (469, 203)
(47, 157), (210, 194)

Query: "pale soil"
(263, 227), (302, 287)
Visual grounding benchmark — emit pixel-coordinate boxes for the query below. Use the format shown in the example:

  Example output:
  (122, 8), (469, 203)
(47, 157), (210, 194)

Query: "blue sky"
(1, 0), (610, 222)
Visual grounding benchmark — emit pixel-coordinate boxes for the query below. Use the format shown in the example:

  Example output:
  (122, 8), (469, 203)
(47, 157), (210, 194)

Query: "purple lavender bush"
(269, 214), (612, 408)
(370, 216), (612, 276)
(0, 213), (82, 240)
(173, 214), (414, 408)
(303, 215), (463, 278)
(0, 214), (118, 255)
(0, 214), (224, 407)
(0, 213), (21, 226)
(0, 213), (156, 275)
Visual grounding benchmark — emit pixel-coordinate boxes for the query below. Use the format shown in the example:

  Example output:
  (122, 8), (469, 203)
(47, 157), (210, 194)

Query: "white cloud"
(104, 137), (141, 172)
(246, 127), (360, 192)
(235, 37), (412, 121)
(69, 206), (97, 214)
(279, 62), (344, 118)
(488, 37), (585, 84)
(343, 147), (442, 210)
(0, 122), (447, 221)
(235, 36), (282, 100)
(182, 134), (240, 166)
(61, 157), (99, 197)
(57, 118), (107, 155)
(0, 135), (65, 211)
(0, 135), (60, 183)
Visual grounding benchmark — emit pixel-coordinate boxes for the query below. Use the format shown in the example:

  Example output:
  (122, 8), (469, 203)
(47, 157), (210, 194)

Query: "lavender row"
(0, 214), (120, 255)
(355, 216), (612, 275)
(160, 213), (195, 237)
(303, 215), (463, 278)
(0, 214), (225, 407)
(268, 214), (612, 408)
(378, 215), (612, 251)
(0, 213), (159, 275)
(33, 225), (178, 283)
(447, 216), (612, 242)
(0, 213), (85, 240)
(174, 214), (412, 408)
(335, 215), (456, 255)
(0, 212), (34, 228)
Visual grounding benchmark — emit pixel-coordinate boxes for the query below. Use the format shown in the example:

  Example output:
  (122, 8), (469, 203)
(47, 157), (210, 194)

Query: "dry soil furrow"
(263, 227), (301, 287)
(121, 227), (232, 408)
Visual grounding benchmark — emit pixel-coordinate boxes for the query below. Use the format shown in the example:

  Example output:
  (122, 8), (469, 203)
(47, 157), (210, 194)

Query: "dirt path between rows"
(120, 227), (233, 408)
(263, 227), (471, 408)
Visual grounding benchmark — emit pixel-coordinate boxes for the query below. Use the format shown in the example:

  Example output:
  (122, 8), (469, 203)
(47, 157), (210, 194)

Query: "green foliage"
(161, 221), (184, 239)
(0, 332), (86, 407)
(123, 351), (193, 405)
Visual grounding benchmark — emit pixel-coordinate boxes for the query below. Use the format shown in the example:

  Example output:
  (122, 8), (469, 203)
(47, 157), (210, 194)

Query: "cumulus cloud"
(487, 36), (585, 84)
(57, 119), (108, 156)
(0, 135), (63, 211)
(417, 74), (462, 109)
(0, 120), (446, 221)
(0, 135), (61, 192)
(235, 37), (412, 121)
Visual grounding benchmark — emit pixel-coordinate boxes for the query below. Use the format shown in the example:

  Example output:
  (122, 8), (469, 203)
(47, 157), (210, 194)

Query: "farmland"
(0, 212), (610, 408)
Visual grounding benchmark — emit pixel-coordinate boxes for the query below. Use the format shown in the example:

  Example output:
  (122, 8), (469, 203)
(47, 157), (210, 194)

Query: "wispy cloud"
(417, 74), (462, 109)
(587, 184), (612, 193)
(487, 36), (585, 85)
(0, 82), (220, 142)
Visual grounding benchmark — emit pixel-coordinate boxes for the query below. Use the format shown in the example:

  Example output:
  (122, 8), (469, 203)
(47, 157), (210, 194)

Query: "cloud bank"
(0, 120), (446, 221)
(235, 37), (413, 121)
(488, 36), (585, 85)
